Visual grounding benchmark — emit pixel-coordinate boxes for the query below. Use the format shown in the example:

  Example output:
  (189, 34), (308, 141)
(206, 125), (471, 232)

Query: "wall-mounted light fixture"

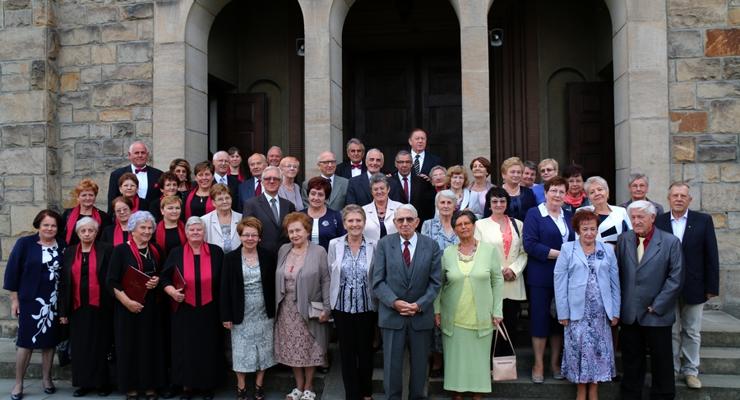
(489, 28), (504, 47)
(296, 38), (305, 57)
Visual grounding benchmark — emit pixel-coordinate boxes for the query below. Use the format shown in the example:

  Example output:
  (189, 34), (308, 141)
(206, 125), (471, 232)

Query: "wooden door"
(567, 82), (614, 196)
(218, 93), (267, 156)
(420, 56), (462, 165)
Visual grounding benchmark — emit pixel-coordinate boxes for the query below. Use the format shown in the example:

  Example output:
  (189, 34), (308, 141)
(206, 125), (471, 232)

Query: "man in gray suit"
(616, 200), (683, 400)
(372, 204), (442, 400)
(302, 151), (348, 210)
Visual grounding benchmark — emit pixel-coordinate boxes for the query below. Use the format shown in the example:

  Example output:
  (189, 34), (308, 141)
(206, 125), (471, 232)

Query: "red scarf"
(113, 223), (127, 246)
(564, 191), (587, 208)
(184, 189), (214, 218)
(72, 244), (99, 310)
(130, 196), (140, 213)
(65, 206), (102, 244)
(183, 242), (212, 307)
(128, 239), (160, 272)
(155, 220), (186, 252)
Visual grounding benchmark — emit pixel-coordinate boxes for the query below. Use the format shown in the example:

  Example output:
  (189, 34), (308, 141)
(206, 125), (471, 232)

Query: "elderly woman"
(101, 196), (133, 246)
(468, 157), (494, 217)
(162, 217), (225, 400)
(275, 213), (331, 400)
(279, 156), (305, 211)
(447, 165), (471, 212)
(59, 217), (114, 397)
(327, 205), (377, 400)
(302, 177), (346, 250)
(63, 178), (110, 246)
(498, 157), (537, 221)
(154, 195), (186, 257)
(114, 172), (144, 214)
(106, 211), (166, 400)
(227, 146), (246, 182)
(561, 164), (590, 213)
(434, 210), (503, 399)
(362, 173), (403, 242)
(523, 176), (575, 383)
(201, 184), (242, 253)
(579, 176), (631, 245)
(4, 210), (65, 399)
(221, 217), (277, 400)
(430, 165), (449, 192)
(554, 210), (620, 400)
(475, 187), (528, 331)
(184, 161), (215, 218)
(532, 159), (559, 204)
(170, 158), (193, 195)
(149, 172), (181, 222)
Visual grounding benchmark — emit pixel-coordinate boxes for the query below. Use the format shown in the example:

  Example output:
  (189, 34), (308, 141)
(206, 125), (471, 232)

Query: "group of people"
(3, 128), (720, 400)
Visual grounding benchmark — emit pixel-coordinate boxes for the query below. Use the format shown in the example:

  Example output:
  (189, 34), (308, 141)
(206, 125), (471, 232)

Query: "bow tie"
(352, 163), (361, 169)
(135, 167), (147, 174)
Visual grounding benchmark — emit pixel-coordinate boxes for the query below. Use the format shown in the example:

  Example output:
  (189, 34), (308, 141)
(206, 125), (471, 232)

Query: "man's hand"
(393, 300), (419, 316)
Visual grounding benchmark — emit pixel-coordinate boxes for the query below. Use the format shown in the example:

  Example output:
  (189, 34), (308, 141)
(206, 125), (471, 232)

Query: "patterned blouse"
(421, 217), (459, 251)
(336, 239), (371, 314)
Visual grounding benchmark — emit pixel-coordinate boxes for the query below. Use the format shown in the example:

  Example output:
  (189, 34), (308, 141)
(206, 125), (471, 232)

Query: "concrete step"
(700, 310), (740, 348)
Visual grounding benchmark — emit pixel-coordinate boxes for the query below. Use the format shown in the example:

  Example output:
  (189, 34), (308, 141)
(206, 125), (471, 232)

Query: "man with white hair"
(212, 150), (240, 211)
(107, 141), (163, 213)
(266, 146), (283, 167)
(242, 166), (296, 255)
(617, 200), (683, 400)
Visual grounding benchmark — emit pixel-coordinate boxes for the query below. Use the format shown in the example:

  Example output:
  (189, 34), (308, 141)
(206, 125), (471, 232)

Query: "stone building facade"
(0, 0), (739, 335)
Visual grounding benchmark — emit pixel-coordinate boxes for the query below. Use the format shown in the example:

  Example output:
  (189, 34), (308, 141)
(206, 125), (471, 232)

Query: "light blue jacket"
(553, 240), (620, 322)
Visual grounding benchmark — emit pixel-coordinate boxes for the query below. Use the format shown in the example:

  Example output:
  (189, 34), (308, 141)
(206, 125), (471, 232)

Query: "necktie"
(413, 154), (421, 175)
(270, 198), (280, 223)
(403, 176), (409, 202)
(352, 163), (361, 169)
(135, 166), (147, 174)
(255, 179), (262, 196)
(403, 240), (411, 267)
(637, 236), (645, 263)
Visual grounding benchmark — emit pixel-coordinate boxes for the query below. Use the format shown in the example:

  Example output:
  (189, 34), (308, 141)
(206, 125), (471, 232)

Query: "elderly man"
(212, 150), (240, 210)
(241, 166), (295, 255)
(302, 151), (348, 211)
(237, 153), (268, 208)
(266, 146), (283, 167)
(408, 128), (442, 178)
(619, 172), (665, 215)
(107, 141), (162, 214)
(617, 200), (683, 400)
(336, 138), (367, 179)
(346, 148), (387, 206)
(372, 204), (442, 400)
(655, 182), (719, 389)
(389, 150), (435, 223)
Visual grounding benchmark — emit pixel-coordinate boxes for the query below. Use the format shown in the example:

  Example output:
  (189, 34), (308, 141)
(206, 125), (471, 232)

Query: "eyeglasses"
(395, 217), (415, 223)
(115, 208), (131, 214)
(318, 160), (337, 165)
(540, 168), (555, 173)
(240, 233), (259, 238)
(262, 177), (280, 182)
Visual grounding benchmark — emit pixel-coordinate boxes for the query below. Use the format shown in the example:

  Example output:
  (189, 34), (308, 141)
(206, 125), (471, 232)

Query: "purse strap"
(493, 321), (516, 356)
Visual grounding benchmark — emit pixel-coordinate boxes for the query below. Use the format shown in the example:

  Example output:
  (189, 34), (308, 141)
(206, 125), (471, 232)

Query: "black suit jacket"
(242, 194), (296, 255)
(655, 210), (719, 304)
(107, 165), (163, 214)
(220, 246), (276, 323)
(213, 175), (241, 212)
(336, 161), (367, 180)
(411, 151), (443, 176)
(345, 173), (372, 206)
(389, 173), (436, 222)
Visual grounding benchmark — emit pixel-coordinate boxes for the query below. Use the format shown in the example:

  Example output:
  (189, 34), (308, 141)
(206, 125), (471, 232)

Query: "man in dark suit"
(389, 150), (436, 223)
(408, 128), (442, 178)
(212, 150), (240, 211)
(655, 182), (719, 390)
(301, 151), (348, 211)
(242, 166), (295, 255)
(617, 200), (684, 400)
(372, 204), (442, 400)
(107, 141), (162, 214)
(345, 148), (385, 206)
(237, 153), (268, 210)
(336, 138), (367, 179)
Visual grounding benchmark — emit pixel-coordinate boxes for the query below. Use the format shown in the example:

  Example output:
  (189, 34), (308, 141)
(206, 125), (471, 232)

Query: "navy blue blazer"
(301, 208), (346, 251)
(4, 234), (67, 301)
(655, 210), (719, 304)
(237, 177), (259, 212)
(345, 174), (373, 206)
(523, 205), (575, 288)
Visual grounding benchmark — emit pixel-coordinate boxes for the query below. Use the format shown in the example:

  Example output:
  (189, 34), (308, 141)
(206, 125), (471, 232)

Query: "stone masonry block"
(670, 111), (707, 133)
(0, 27), (45, 59)
(101, 22), (138, 42)
(112, 122), (134, 138)
(59, 26), (100, 46)
(72, 109), (98, 123)
(123, 4), (153, 20)
(672, 136), (696, 162)
(80, 66), (102, 83)
(697, 81), (740, 98)
(99, 109), (131, 122)
(1, 125), (42, 147)
(724, 58), (740, 79)
(91, 44), (116, 64)
(705, 29), (740, 57)
(59, 72), (79, 92)
(4, 9), (32, 27)
(669, 0), (726, 29)
(10, 205), (43, 236)
(86, 6), (119, 24)
(676, 58), (721, 81)
(709, 100), (740, 133)
(58, 46), (90, 67)
(668, 30), (703, 58)
(0, 91), (45, 123)
(0, 147), (45, 176)
(117, 42), (152, 63)
(703, 183), (740, 211)
(102, 139), (123, 156)
(730, 8), (740, 26)
(721, 163), (740, 182)
(60, 124), (89, 140)
(101, 63), (152, 81)
(697, 145), (737, 162)
(91, 82), (151, 107)
(717, 229), (740, 264)
(74, 141), (100, 159)
(5, 0), (30, 10)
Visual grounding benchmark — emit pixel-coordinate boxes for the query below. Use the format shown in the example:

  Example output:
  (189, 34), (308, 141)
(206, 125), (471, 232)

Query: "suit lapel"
(640, 229), (662, 267)
(258, 196), (279, 227)
(573, 241), (588, 266)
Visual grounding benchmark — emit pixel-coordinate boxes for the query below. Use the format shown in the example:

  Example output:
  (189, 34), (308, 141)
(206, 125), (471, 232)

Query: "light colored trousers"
(672, 301), (703, 376)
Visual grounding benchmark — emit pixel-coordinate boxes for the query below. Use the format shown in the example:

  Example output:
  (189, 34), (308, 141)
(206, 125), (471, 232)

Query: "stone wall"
(668, 0), (740, 312)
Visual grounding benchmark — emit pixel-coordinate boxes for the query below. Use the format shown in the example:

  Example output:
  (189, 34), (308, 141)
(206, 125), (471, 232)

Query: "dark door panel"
(218, 93), (267, 157)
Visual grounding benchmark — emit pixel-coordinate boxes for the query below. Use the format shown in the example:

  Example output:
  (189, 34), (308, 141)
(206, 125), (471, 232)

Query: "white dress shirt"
(264, 192), (280, 219)
(397, 173), (412, 198)
(131, 165), (148, 198)
(670, 209), (689, 242)
(410, 150), (425, 173)
(538, 203), (569, 243)
(213, 172), (229, 185)
(351, 162), (363, 178)
(399, 233), (418, 263)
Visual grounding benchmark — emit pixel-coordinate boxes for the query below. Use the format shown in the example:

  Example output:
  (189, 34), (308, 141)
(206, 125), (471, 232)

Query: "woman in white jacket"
(200, 184), (242, 253)
(578, 176), (632, 245)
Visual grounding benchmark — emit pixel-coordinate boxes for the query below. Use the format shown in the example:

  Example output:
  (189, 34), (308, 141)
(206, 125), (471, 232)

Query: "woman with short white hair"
(578, 177), (632, 245)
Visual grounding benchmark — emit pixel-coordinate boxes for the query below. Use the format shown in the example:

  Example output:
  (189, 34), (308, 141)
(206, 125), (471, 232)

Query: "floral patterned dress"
(18, 243), (61, 348)
(561, 253), (615, 383)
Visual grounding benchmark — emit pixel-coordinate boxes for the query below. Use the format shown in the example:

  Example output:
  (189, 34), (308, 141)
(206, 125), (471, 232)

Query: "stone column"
(0, 0), (60, 337)
(457, 0), (491, 168)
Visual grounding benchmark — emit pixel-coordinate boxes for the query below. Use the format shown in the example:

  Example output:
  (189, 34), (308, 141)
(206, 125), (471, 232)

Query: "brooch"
(596, 250), (605, 260)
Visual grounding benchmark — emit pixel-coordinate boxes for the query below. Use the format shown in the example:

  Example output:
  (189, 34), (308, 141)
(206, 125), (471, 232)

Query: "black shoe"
(73, 388), (90, 397)
(202, 391), (214, 400)
(317, 366), (330, 374)
(97, 387), (112, 397)
(160, 390), (175, 399)
(10, 392), (23, 400)
(254, 385), (264, 400)
(44, 386), (57, 395)
(236, 387), (248, 400)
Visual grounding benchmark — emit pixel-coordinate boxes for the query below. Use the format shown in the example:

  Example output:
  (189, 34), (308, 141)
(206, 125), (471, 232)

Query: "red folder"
(170, 267), (186, 312)
(122, 266), (150, 304)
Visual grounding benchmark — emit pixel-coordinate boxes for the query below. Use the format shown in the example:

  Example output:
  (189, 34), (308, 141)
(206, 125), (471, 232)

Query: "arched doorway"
(342, 0), (462, 165)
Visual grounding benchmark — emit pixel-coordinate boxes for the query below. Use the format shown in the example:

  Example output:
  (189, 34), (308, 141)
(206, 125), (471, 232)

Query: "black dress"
(161, 245), (224, 390)
(61, 208), (110, 246)
(188, 195), (209, 218)
(59, 243), (114, 389)
(106, 243), (167, 392)
(100, 225), (129, 246)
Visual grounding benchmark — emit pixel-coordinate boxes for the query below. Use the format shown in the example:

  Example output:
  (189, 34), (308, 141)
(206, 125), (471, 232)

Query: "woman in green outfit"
(434, 210), (504, 399)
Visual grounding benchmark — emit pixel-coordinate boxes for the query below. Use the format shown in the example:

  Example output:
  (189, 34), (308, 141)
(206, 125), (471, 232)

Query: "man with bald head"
(346, 148), (389, 206)
(107, 141), (162, 214)
(266, 146), (283, 167)
(237, 153), (268, 211)
(302, 151), (348, 210)
(212, 150), (240, 211)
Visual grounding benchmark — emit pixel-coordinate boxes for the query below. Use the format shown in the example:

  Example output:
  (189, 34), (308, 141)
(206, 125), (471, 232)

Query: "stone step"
(700, 310), (740, 348)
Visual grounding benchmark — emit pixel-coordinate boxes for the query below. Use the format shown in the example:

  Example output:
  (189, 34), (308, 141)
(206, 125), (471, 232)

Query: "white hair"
(584, 176), (609, 195)
(396, 203), (418, 219)
(127, 211), (156, 231)
(435, 189), (457, 205)
(261, 165), (282, 180)
(627, 200), (656, 216)
(185, 216), (205, 230)
(212, 150), (229, 161)
(75, 216), (100, 233)
(128, 141), (149, 153)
